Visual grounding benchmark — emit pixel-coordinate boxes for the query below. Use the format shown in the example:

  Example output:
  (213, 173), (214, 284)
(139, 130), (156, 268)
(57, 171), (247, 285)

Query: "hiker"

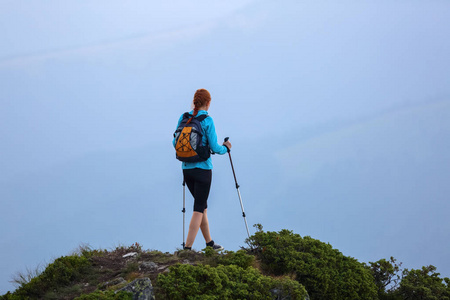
(173, 88), (232, 251)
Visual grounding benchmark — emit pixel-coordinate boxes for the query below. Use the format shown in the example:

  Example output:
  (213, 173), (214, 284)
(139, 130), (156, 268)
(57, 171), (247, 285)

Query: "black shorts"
(183, 168), (212, 213)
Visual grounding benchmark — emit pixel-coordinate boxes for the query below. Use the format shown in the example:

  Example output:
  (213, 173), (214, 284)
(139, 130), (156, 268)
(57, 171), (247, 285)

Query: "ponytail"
(186, 106), (198, 125)
(186, 89), (210, 124)
(192, 106), (200, 117)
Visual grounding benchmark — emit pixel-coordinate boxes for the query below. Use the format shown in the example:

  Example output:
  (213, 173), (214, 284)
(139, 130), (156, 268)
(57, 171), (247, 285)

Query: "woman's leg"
(185, 209), (212, 247)
(200, 209), (212, 243)
(183, 168), (212, 248)
(185, 211), (203, 248)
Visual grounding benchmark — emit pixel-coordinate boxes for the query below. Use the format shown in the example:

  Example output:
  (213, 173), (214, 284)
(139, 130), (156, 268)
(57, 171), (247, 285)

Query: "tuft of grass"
(10, 264), (45, 288)
(125, 272), (141, 282)
(112, 242), (142, 255)
(73, 243), (108, 259)
(121, 262), (139, 279)
(140, 251), (176, 264)
(42, 283), (84, 299)
(74, 289), (133, 300)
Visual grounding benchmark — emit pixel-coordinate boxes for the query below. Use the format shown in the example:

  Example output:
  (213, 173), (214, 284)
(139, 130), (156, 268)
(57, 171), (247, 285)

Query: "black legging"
(183, 168), (212, 213)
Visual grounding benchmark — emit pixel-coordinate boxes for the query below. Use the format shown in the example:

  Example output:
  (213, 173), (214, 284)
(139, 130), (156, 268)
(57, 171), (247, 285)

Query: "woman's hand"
(223, 140), (232, 151)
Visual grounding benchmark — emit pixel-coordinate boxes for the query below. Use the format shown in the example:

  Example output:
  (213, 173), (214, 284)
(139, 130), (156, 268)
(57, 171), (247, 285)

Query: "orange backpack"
(174, 113), (210, 162)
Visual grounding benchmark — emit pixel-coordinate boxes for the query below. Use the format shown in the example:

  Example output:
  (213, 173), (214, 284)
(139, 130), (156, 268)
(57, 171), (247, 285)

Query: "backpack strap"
(196, 114), (209, 122)
(182, 112), (209, 122)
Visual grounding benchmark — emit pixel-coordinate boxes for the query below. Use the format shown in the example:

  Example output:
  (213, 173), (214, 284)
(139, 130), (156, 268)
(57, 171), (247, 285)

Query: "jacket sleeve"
(205, 117), (228, 155)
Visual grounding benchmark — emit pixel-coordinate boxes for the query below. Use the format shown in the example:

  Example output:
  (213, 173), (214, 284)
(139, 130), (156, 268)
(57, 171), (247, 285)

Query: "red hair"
(187, 89), (211, 124)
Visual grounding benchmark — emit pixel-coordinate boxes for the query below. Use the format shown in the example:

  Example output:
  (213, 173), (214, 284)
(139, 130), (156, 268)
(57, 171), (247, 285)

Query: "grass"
(2, 243), (263, 300)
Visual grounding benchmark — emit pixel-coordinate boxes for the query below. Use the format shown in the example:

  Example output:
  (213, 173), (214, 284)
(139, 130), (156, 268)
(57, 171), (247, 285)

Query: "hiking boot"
(212, 243), (224, 251)
(206, 240), (224, 251)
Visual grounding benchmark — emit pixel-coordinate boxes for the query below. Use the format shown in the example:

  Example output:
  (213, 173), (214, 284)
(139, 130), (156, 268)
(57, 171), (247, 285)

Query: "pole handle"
(224, 137), (230, 152)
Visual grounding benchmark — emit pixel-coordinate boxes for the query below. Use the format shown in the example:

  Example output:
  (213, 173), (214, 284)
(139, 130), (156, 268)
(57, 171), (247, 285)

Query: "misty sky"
(1, 0), (450, 294)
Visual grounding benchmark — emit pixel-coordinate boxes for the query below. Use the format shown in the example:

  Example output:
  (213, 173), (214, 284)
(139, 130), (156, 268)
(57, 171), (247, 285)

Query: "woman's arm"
(205, 118), (228, 155)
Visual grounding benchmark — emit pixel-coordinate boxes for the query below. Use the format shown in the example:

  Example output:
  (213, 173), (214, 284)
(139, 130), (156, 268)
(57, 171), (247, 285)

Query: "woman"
(173, 89), (232, 251)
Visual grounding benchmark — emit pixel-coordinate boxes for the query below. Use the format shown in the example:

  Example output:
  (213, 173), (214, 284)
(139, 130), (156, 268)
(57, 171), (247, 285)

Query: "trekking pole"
(182, 179), (186, 248)
(224, 137), (251, 240)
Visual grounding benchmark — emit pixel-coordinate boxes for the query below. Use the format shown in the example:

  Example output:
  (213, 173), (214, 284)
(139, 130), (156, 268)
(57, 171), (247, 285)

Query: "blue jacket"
(173, 110), (228, 170)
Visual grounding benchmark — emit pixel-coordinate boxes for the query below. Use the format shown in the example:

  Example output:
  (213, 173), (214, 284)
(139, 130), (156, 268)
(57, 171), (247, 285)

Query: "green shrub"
(5, 255), (93, 299)
(0, 292), (23, 300)
(398, 265), (450, 300)
(41, 255), (91, 286)
(200, 248), (255, 269)
(156, 263), (307, 300)
(216, 250), (255, 269)
(248, 226), (377, 300)
(369, 257), (403, 300)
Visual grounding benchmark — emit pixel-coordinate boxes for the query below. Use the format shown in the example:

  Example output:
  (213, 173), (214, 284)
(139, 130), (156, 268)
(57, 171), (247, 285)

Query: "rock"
(157, 265), (168, 271)
(139, 261), (158, 272)
(117, 278), (155, 300)
(181, 259), (195, 265)
(270, 288), (290, 300)
(123, 252), (138, 258)
(270, 288), (310, 300)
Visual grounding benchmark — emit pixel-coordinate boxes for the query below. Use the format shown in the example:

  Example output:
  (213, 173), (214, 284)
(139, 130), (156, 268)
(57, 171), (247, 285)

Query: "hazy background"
(1, 0), (450, 294)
